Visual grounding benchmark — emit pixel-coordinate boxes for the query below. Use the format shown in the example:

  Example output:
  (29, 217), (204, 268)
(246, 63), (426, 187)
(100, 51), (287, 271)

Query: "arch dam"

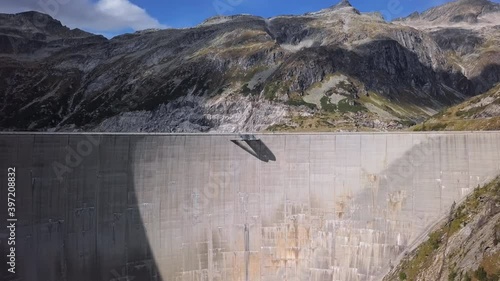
(0, 132), (499, 281)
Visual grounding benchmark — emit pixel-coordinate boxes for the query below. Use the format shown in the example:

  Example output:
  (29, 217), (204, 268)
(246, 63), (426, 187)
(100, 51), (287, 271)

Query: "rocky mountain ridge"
(0, 0), (499, 132)
(397, 0), (500, 25)
(395, 0), (500, 94)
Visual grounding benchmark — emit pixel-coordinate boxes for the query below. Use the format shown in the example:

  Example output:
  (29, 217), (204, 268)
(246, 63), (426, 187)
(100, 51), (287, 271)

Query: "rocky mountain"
(0, 0), (499, 132)
(395, 0), (500, 95)
(397, 0), (500, 25)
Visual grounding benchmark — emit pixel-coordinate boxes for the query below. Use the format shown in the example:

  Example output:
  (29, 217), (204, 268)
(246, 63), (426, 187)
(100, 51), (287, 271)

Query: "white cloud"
(0, 0), (166, 32)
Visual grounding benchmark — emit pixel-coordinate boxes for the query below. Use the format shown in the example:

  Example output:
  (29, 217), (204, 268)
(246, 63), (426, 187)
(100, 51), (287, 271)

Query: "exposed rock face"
(395, 0), (500, 94)
(91, 93), (291, 133)
(0, 1), (499, 132)
(397, 0), (499, 24)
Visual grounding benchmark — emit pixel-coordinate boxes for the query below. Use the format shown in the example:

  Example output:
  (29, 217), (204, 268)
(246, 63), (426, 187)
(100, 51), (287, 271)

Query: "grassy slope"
(384, 177), (500, 281)
(413, 84), (500, 131)
(265, 76), (424, 132)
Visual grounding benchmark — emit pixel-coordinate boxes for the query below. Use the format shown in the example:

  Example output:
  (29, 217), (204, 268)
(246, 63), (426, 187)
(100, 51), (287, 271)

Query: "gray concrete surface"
(1, 132), (499, 281)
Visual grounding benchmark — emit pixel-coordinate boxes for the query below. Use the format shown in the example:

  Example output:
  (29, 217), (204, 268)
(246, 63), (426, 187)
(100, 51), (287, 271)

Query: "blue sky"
(150, 0), (446, 27)
(1, 0), (500, 35)
(142, 0), (500, 28)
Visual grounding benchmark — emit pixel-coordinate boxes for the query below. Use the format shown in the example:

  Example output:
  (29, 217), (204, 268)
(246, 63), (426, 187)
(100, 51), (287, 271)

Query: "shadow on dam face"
(231, 138), (276, 162)
(1, 133), (500, 281)
(0, 135), (160, 281)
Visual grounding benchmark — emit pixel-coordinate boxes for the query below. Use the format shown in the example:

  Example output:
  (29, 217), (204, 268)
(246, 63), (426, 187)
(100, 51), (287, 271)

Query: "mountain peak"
(14, 11), (61, 27)
(335, 0), (353, 8)
(0, 11), (96, 40)
(313, 0), (359, 14)
(327, 0), (354, 10)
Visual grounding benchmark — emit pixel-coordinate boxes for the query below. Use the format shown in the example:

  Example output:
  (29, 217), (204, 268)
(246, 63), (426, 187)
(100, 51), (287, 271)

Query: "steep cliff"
(395, 0), (500, 95)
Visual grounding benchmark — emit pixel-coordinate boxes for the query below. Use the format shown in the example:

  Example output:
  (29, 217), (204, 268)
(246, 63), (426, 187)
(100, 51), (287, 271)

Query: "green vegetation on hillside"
(286, 93), (317, 110)
(337, 98), (366, 113)
(320, 96), (338, 112)
(386, 177), (500, 281)
(413, 84), (500, 131)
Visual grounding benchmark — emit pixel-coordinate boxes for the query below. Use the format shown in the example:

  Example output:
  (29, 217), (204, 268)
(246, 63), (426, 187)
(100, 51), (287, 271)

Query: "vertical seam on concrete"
(208, 136), (213, 281)
(384, 134), (389, 271)
(412, 134), (416, 236)
(258, 136), (263, 281)
(308, 134), (311, 281)
(285, 134), (288, 281)
(126, 135), (132, 279)
(31, 134), (37, 276)
(157, 137), (163, 277)
(439, 136), (443, 215)
(95, 135), (101, 278)
(463, 134), (468, 201)
(208, 134), (214, 280)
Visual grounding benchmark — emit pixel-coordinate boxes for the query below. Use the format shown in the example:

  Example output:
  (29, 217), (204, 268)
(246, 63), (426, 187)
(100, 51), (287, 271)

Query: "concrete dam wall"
(1, 132), (500, 281)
